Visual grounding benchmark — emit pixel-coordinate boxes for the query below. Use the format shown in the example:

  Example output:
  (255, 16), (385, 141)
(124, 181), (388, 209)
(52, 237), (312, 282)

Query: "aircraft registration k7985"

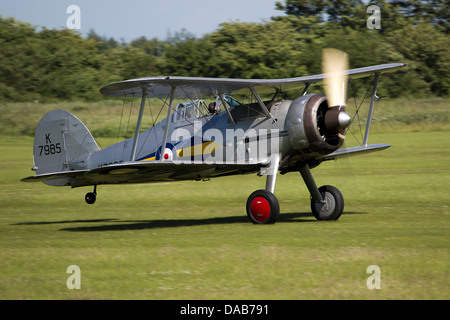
(22, 49), (406, 224)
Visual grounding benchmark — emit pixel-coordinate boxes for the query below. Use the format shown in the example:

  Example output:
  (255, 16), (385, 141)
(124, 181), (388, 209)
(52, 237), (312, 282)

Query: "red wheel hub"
(250, 196), (271, 222)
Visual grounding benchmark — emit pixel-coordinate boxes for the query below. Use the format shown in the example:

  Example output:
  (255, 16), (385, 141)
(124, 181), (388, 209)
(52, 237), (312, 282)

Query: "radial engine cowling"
(285, 94), (351, 156)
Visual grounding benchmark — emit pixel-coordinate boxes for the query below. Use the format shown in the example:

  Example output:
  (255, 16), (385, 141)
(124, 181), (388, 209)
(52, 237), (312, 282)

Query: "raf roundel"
(163, 148), (173, 160)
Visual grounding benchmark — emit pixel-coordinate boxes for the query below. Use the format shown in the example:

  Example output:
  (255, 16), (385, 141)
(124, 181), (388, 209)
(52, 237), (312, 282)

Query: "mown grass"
(0, 97), (449, 300)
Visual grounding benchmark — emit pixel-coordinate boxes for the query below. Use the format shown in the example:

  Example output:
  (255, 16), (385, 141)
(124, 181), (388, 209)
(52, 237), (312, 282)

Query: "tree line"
(0, 0), (448, 102)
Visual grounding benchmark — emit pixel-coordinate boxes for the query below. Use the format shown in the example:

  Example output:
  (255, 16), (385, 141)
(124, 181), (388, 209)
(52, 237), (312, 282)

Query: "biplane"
(22, 49), (405, 224)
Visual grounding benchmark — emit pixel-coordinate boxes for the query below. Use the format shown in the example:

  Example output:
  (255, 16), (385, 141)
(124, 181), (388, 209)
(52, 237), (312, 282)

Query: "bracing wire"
(345, 75), (373, 146)
(135, 90), (173, 159)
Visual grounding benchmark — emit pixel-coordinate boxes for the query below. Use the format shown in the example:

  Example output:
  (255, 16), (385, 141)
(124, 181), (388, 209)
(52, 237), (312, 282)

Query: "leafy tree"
(130, 36), (168, 57)
(117, 46), (164, 79)
(0, 17), (43, 101)
(274, 0), (367, 29)
(389, 21), (449, 96)
(201, 21), (306, 79)
(87, 29), (119, 52)
(273, 0), (449, 96)
(1, 0), (449, 102)
(384, 0), (449, 31)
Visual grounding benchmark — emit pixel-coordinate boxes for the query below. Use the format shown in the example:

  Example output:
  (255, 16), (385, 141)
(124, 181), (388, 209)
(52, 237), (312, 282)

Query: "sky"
(0, 0), (284, 42)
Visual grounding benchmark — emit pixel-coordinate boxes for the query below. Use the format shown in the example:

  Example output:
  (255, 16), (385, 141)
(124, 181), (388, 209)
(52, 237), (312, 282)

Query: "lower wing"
(319, 144), (391, 161)
(22, 160), (264, 187)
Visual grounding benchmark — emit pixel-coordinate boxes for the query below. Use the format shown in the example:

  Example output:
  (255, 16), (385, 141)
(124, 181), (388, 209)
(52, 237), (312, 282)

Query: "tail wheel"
(246, 190), (280, 224)
(85, 192), (96, 204)
(311, 185), (344, 221)
(85, 186), (97, 205)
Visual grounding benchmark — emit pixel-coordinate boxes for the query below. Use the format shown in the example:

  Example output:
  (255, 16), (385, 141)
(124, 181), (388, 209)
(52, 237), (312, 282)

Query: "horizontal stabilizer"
(320, 144), (391, 161)
(21, 170), (88, 184)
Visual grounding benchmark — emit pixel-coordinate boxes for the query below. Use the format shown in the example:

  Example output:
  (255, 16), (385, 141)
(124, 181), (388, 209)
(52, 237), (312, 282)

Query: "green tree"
(275, 0), (367, 29)
(164, 36), (214, 76)
(273, 0), (449, 96)
(0, 17), (43, 101)
(87, 29), (119, 53)
(35, 28), (106, 100)
(202, 21), (306, 79)
(130, 36), (168, 57)
(117, 46), (164, 79)
(1, 0), (449, 103)
(389, 22), (449, 96)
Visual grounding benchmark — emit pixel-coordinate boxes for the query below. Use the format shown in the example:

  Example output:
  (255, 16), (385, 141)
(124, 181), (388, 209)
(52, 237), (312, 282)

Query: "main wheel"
(85, 192), (96, 205)
(311, 185), (344, 221)
(246, 190), (280, 224)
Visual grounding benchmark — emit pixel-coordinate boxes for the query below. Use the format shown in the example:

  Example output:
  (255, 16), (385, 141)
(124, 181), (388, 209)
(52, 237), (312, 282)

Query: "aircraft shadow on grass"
(13, 212), (365, 232)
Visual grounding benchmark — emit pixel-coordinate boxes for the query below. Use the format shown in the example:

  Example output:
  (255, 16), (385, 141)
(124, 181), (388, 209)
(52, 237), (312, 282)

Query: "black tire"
(246, 189), (280, 224)
(85, 192), (96, 205)
(311, 185), (344, 221)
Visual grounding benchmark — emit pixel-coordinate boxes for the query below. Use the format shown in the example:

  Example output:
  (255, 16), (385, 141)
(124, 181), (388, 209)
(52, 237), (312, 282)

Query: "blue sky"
(1, 0), (283, 42)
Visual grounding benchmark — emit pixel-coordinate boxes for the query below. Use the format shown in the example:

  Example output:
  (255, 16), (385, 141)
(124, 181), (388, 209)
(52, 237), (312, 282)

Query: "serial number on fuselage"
(97, 160), (124, 168)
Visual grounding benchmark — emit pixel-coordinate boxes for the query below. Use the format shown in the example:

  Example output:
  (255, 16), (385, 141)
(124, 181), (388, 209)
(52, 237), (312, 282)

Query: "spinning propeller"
(322, 48), (352, 139)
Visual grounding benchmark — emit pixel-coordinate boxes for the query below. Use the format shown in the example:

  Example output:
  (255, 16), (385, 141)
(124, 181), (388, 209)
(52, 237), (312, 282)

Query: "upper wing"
(100, 63), (406, 99)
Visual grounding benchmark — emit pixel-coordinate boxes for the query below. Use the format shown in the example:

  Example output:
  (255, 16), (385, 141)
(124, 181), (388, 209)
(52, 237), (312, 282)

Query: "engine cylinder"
(285, 94), (345, 156)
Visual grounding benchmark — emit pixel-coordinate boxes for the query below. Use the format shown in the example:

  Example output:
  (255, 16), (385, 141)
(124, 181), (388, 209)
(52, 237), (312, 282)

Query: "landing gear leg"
(299, 164), (344, 221)
(247, 154), (280, 224)
(85, 185), (97, 205)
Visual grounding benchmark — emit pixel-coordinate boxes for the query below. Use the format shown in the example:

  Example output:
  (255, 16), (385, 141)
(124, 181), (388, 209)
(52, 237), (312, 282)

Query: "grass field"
(0, 98), (449, 300)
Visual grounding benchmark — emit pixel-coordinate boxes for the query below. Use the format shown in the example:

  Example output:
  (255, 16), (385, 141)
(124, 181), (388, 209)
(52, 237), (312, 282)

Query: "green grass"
(0, 96), (449, 299)
(0, 128), (449, 299)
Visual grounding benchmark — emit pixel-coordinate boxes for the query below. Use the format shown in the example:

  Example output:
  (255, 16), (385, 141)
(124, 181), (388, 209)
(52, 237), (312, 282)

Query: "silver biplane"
(22, 49), (405, 224)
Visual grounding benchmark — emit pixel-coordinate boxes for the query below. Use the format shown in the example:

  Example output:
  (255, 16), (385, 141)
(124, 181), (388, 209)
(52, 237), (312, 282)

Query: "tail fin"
(33, 109), (99, 186)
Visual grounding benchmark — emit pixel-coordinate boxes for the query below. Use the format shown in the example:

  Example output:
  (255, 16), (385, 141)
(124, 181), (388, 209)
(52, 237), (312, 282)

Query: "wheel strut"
(247, 154), (281, 224)
(299, 164), (324, 203)
(299, 164), (344, 221)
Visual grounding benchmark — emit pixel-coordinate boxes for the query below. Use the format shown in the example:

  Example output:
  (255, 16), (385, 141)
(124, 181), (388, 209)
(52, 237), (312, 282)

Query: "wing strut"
(219, 94), (235, 125)
(130, 86), (147, 161)
(160, 86), (176, 159)
(362, 73), (380, 147)
(302, 83), (311, 96)
(250, 86), (272, 119)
